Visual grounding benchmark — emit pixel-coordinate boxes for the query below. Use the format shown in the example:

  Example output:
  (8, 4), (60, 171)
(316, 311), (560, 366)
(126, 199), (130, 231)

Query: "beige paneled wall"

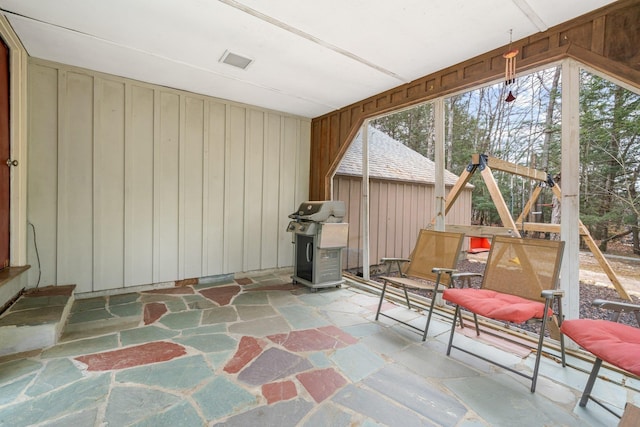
(333, 176), (472, 271)
(27, 59), (310, 294)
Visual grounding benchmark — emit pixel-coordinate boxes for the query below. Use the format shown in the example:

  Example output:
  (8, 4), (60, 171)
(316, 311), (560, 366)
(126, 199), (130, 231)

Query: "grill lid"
(288, 201), (345, 223)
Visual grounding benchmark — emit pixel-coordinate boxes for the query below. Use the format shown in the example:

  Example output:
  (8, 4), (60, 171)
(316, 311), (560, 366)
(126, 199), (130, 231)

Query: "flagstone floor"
(0, 271), (637, 426)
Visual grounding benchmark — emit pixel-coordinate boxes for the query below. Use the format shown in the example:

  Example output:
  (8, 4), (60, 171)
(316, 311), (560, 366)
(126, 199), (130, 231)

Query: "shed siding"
(333, 175), (472, 270)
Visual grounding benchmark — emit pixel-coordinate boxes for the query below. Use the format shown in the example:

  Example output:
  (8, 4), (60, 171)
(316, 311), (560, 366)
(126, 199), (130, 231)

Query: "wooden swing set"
(443, 154), (632, 301)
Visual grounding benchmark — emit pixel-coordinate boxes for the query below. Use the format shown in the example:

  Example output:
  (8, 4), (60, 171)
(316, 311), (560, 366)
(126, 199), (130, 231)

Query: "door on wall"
(0, 37), (10, 269)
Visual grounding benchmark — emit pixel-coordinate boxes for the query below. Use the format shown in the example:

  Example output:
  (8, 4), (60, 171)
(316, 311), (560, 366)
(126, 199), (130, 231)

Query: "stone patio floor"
(0, 271), (638, 426)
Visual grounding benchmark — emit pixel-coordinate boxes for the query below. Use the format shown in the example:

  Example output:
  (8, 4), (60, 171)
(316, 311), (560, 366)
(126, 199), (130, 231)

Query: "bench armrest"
(380, 257), (411, 263)
(541, 289), (564, 299)
(451, 272), (482, 279)
(431, 267), (457, 274)
(592, 299), (640, 312)
(592, 299), (640, 326)
(380, 257), (411, 276)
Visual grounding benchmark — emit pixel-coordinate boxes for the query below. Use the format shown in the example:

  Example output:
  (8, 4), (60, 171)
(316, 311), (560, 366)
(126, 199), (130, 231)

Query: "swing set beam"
(443, 154), (632, 301)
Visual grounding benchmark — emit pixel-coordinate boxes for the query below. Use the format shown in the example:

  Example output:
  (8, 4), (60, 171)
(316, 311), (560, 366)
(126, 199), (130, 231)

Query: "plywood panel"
(183, 96), (204, 278)
(347, 178), (361, 270)
(262, 113), (282, 269)
(368, 179), (380, 264)
(28, 59), (310, 292)
(297, 121), (311, 203)
(155, 91), (180, 282)
(333, 174), (472, 270)
(394, 183), (406, 256)
(58, 71), (94, 292)
(334, 176), (354, 270)
(376, 181), (389, 262)
(332, 176), (344, 266)
(277, 116), (298, 268)
(204, 101), (226, 275)
(225, 105), (246, 273)
(93, 78), (125, 291)
(125, 85), (154, 286)
(385, 182), (398, 257)
(244, 110), (265, 272)
(407, 184), (419, 248)
(27, 64), (58, 287)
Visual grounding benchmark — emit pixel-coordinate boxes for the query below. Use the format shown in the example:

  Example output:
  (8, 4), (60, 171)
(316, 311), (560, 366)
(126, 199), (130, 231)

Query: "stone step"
(0, 285), (75, 356)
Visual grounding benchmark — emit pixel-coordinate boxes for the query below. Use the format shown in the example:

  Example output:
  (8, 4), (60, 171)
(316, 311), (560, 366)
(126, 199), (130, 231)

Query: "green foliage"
(372, 104), (434, 158)
(579, 71), (640, 239)
(367, 66), (639, 250)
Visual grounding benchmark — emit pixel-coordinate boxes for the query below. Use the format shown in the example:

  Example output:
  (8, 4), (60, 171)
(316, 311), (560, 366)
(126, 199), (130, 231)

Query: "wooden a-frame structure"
(443, 154), (632, 301)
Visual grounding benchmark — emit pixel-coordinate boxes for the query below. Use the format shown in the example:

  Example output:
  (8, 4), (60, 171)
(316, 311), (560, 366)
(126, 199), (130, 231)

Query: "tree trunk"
(446, 100), (454, 169)
(541, 66), (561, 171)
(597, 86), (625, 251)
(550, 174), (561, 240)
(630, 179), (640, 255)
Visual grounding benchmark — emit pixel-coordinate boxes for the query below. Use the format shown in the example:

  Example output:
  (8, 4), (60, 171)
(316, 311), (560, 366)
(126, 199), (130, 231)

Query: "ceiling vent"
(219, 50), (253, 70)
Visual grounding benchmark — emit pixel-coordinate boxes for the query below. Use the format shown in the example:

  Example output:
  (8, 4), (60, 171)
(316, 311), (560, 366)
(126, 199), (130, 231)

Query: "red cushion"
(560, 319), (640, 377)
(443, 288), (551, 324)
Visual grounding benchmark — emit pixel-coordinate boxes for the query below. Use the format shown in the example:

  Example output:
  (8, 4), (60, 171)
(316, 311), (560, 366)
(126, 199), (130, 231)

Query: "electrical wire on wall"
(28, 221), (41, 289)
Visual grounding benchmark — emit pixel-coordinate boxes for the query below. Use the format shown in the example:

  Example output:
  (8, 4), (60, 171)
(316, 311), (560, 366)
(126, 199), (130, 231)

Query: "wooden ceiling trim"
(309, 0), (639, 200)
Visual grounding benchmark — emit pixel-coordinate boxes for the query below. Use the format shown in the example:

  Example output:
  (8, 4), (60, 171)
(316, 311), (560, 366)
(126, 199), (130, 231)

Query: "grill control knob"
(300, 225), (306, 231)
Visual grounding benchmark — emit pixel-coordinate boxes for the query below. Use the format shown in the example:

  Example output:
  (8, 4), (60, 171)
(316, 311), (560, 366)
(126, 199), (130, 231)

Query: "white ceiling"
(0, 0), (617, 118)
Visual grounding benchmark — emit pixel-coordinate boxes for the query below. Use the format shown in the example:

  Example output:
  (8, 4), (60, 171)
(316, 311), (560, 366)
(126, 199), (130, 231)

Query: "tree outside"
(371, 65), (640, 256)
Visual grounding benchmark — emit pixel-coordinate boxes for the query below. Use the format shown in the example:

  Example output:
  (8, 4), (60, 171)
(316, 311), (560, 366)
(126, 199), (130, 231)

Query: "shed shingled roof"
(336, 127), (462, 186)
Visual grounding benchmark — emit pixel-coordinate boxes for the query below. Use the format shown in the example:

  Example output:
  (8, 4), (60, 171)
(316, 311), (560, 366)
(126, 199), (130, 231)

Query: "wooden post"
(579, 224), (632, 300)
(434, 99), (446, 232)
(479, 166), (521, 237)
(444, 166), (475, 216)
(516, 185), (543, 223)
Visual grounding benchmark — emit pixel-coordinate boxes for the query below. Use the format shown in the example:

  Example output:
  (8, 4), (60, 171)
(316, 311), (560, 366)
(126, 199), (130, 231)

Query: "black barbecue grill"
(286, 201), (348, 290)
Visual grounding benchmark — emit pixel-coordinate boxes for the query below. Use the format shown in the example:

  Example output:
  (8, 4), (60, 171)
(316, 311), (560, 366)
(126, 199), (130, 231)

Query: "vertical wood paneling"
(244, 110), (264, 272)
(204, 101), (226, 275)
(376, 181), (389, 262)
(262, 113), (282, 269)
(155, 92), (180, 282)
(27, 64), (58, 287)
(403, 184), (414, 254)
(348, 178), (362, 270)
(28, 60), (310, 292)
(296, 120), (311, 211)
(125, 85), (154, 286)
(224, 106), (246, 273)
(386, 182), (397, 257)
(183, 97), (204, 278)
(333, 177), (346, 269)
(408, 185), (418, 247)
(333, 175), (472, 269)
(58, 71), (94, 292)
(93, 78), (125, 290)
(416, 187), (426, 230)
(393, 183), (404, 255)
(277, 117), (298, 267)
(368, 179), (380, 264)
